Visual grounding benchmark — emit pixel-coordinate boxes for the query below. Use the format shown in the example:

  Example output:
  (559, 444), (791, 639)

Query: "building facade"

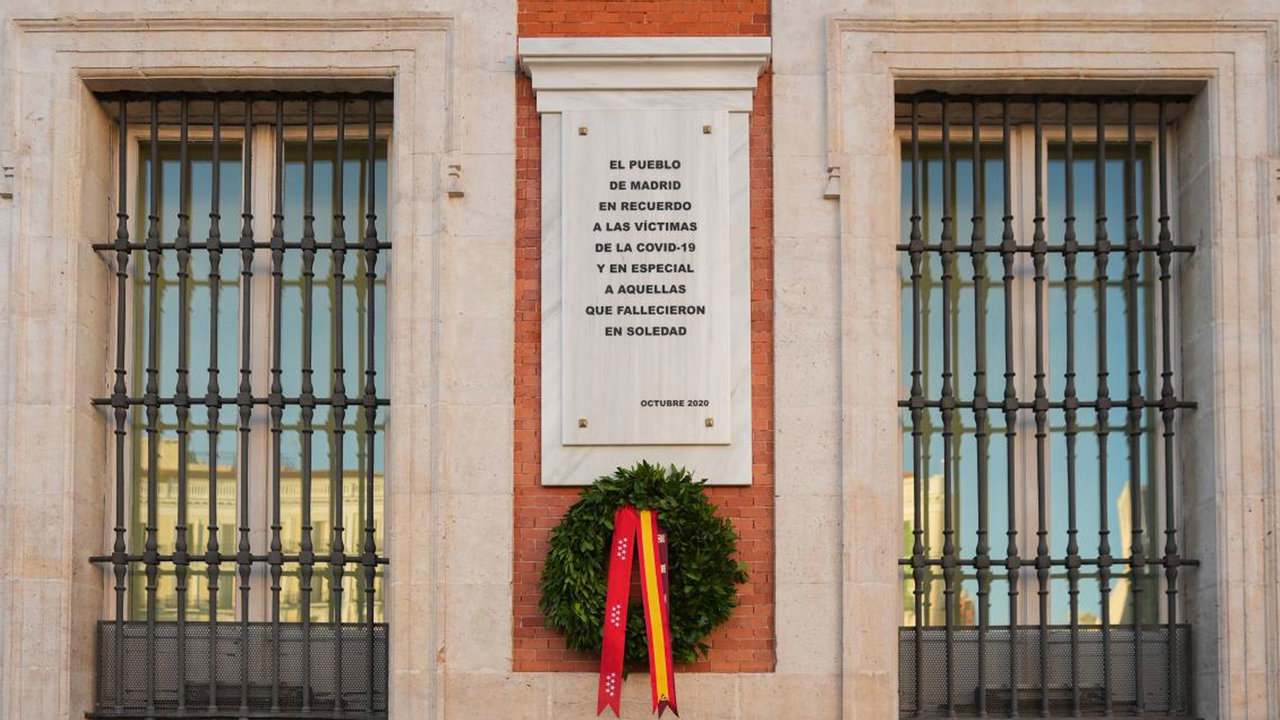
(1, 2), (1279, 719)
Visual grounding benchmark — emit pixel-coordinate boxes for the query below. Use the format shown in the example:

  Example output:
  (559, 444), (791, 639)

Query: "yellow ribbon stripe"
(638, 510), (671, 701)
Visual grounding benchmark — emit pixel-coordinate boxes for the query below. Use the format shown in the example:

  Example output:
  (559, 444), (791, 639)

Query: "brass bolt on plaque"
(578, 126), (588, 136)
(578, 418), (588, 428)
(703, 124), (713, 134)
(705, 417), (715, 427)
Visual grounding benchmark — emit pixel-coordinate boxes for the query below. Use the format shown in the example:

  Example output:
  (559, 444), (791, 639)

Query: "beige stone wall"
(773, 2), (1280, 719)
(0, 4), (517, 720)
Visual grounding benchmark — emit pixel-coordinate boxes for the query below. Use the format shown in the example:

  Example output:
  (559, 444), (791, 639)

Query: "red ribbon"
(597, 505), (679, 717)
(598, 505), (637, 716)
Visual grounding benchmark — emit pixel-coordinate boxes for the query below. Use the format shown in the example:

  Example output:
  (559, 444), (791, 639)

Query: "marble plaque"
(521, 35), (768, 484)
(560, 109), (730, 445)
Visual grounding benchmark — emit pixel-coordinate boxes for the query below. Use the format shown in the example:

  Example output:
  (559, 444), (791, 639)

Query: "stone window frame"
(1, 14), (463, 718)
(823, 17), (1280, 720)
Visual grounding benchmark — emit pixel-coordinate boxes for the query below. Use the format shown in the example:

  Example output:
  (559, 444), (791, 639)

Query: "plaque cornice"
(518, 36), (771, 113)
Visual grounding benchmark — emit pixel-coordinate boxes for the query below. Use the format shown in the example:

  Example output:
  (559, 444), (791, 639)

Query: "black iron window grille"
(897, 93), (1198, 718)
(89, 92), (392, 719)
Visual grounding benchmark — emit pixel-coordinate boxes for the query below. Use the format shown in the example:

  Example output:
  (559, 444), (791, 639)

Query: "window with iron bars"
(897, 94), (1198, 718)
(89, 92), (391, 719)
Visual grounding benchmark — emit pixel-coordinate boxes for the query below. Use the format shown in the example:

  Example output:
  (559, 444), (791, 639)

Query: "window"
(897, 94), (1196, 718)
(90, 93), (391, 719)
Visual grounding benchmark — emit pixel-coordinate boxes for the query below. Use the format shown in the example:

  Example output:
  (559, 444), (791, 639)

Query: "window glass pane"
(130, 139), (243, 622)
(900, 140), (1006, 627)
(128, 135), (388, 624)
(277, 138), (388, 623)
(900, 138), (1162, 627)
(1045, 141), (1161, 625)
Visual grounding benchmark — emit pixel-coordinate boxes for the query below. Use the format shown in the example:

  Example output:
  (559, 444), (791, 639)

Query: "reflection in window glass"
(129, 137), (388, 624)
(899, 140), (1161, 628)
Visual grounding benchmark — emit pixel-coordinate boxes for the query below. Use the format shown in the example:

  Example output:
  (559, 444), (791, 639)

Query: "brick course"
(514, 1), (773, 673)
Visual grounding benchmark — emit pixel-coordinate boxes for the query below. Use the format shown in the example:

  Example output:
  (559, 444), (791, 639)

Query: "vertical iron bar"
(1000, 98), (1020, 719)
(1124, 98), (1147, 716)
(1062, 99), (1083, 718)
(205, 98), (223, 714)
(1157, 99), (1181, 715)
(143, 98), (161, 720)
(1094, 99), (1114, 717)
(331, 99), (349, 715)
(236, 99), (255, 718)
(938, 97), (958, 719)
(921, 404), (936, 627)
(1031, 98), (1050, 719)
(970, 98), (991, 719)
(300, 97), (318, 713)
(268, 98), (286, 714)
(362, 98), (381, 713)
(174, 97), (192, 714)
(110, 97), (130, 714)
(907, 98), (926, 719)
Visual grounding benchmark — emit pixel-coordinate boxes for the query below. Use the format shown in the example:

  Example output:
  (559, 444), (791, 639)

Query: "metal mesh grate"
(96, 621), (388, 717)
(899, 625), (1191, 717)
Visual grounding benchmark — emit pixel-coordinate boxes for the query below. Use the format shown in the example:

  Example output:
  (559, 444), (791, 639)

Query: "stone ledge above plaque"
(520, 36), (770, 486)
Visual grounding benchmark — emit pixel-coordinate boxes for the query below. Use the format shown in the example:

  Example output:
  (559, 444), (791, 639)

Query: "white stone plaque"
(521, 35), (768, 485)
(561, 109), (730, 445)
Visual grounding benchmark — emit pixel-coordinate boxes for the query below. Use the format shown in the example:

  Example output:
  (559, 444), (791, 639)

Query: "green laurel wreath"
(539, 462), (749, 665)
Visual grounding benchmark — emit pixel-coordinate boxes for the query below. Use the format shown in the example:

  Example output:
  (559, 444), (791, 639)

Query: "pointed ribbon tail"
(638, 509), (678, 717)
(656, 518), (677, 717)
(598, 505), (639, 717)
(655, 515), (675, 712)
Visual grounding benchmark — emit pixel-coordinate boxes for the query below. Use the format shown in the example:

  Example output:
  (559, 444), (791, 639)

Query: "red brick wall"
(514, 1), (773, 673)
